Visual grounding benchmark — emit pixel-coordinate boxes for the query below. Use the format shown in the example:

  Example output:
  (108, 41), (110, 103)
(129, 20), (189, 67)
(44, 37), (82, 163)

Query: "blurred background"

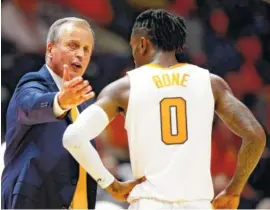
(1, 0), (270, 209)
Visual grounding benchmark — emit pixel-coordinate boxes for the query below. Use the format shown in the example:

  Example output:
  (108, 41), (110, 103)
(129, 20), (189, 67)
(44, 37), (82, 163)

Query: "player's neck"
(151, 51), (179, 68)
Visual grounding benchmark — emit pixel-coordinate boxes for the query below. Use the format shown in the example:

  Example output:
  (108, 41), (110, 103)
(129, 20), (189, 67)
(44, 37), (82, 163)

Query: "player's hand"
(212, 190), (240, 209)
(105, 176), (146, 201)
(58, 64), (95, 109)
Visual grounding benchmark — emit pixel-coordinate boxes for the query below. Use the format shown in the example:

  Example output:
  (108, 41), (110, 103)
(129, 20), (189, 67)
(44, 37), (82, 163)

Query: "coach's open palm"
(58, 64), (95, 110)
(212, 190), (240, 209)
(105, 176), (146, 201)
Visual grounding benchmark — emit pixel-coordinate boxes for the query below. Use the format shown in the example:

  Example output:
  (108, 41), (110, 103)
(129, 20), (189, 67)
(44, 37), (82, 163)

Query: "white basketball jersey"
(125, 63), (215, 202)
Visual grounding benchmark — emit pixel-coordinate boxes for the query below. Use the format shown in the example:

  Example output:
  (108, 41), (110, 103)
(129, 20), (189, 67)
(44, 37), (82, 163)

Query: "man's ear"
(140, 37), (148, 55)
(47, 42), (54, 58)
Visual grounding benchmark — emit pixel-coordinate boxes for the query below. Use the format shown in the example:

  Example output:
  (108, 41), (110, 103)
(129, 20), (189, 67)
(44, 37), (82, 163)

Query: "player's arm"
(62, 76), (137, 198)
(211, 74), (266, 195)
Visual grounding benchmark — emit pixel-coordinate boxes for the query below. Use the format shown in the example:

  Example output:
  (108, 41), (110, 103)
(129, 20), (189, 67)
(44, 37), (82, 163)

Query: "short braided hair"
(132, 9), (187, 52)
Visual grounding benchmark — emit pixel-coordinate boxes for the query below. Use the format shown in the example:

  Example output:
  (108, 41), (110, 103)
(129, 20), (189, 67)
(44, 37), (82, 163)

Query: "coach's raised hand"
(58, 64), (95, 110)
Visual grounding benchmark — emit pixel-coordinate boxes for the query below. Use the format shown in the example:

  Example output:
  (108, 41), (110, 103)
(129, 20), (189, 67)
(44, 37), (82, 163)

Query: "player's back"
(125, 63), (215, 202)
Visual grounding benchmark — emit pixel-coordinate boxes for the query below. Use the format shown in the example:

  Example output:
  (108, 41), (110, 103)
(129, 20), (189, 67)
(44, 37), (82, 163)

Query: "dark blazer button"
(71, 178), (78, 185)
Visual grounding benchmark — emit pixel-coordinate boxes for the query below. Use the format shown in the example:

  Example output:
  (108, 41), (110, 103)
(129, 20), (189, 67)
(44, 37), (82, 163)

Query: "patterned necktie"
(70, 107), (88, 209)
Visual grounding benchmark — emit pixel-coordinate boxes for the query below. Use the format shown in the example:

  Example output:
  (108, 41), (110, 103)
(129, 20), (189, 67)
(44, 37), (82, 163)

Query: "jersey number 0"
(159, 97), (187, 144)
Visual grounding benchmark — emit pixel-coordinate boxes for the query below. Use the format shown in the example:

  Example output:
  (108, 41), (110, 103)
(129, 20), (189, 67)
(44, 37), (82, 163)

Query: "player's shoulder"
(98, 75), (130, 99)
(209, 73), (232, 101)
(185, 64), (224, 84)
(210, 73), (229, 89)
(126, 65), (148, 76)
(115, 75), (130, 89)
(126, 63), (207, 74)
(185, 63), (210, 73)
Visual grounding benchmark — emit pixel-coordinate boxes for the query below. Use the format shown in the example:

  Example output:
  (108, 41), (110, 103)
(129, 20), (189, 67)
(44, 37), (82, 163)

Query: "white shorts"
(128, 198), (212, 209)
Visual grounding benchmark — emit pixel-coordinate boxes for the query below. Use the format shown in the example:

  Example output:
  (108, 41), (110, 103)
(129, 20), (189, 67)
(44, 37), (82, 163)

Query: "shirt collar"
(46, 64), (63, 91)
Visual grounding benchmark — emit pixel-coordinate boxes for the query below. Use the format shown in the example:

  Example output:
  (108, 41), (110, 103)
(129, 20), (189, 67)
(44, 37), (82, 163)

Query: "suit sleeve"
(15, 80), (63, 125)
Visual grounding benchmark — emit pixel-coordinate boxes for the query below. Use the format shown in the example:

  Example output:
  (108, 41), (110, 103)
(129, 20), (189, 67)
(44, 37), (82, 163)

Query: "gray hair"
(46, 17), (94, 45)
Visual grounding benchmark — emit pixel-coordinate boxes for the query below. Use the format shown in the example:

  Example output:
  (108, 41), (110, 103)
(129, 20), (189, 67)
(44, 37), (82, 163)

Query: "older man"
(1, 17), (142, 209)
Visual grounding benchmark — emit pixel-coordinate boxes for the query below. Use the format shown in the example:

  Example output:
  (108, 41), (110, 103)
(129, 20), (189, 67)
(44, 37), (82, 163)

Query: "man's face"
(130, 33), (153, 68)
(47, 23), (94, 78)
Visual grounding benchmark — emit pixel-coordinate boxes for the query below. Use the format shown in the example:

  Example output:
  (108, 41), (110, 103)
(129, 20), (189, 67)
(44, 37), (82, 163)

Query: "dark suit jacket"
(1, 65), (97, 209)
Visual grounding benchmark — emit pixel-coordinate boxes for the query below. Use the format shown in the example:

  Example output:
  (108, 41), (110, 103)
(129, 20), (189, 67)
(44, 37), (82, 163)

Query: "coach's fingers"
(74, 81), (91, 93)
(63, 64), (71, 82)
(81, 91), (95, 102)
(65, 77), (84, 89)
(79, 85), (92, 96)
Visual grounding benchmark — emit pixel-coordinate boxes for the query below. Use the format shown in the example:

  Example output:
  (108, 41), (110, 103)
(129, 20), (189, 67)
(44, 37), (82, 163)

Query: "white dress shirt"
(46, 64), (68, 117)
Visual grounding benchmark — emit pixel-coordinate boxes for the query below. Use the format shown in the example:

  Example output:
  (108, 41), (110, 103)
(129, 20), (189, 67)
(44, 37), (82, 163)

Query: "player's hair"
(132, 9), (187, 52)
(46, 17), (94, 45)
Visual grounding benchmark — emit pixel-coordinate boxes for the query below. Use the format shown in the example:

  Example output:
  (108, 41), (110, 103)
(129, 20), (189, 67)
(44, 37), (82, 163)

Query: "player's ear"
(139, 37), (147, 55)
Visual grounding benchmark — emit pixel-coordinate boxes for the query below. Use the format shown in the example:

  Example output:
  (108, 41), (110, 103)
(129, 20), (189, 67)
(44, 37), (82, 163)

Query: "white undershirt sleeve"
(53, 92), (69, 117)
(62, 104), (114, 189)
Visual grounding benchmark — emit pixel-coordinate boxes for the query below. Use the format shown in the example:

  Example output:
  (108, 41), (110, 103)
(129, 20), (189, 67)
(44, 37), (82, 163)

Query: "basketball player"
(63, 9), (266, 209)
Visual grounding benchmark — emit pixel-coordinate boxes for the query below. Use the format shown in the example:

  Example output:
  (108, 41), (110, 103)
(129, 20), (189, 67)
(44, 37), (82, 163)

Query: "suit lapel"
(39, 65), (59, 92)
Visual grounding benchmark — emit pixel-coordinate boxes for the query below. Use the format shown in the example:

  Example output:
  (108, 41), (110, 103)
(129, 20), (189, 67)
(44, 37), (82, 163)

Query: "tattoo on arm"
(212, 75), (266, 194)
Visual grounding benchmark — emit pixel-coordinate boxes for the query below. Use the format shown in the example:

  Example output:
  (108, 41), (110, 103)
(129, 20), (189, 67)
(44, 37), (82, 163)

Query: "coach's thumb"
(63, 64), (71, 81)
